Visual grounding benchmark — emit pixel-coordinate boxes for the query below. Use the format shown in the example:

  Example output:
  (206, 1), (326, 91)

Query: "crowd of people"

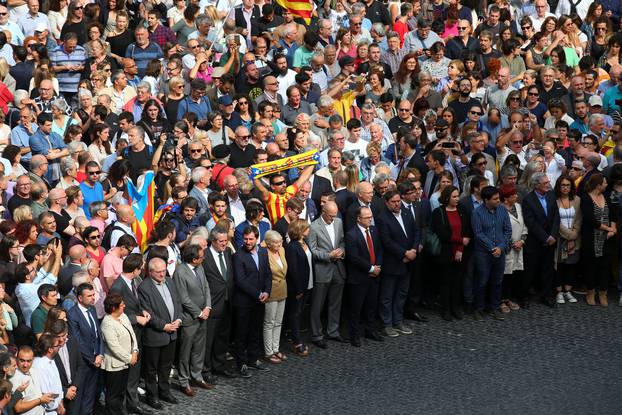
(0, 0), (619, 413)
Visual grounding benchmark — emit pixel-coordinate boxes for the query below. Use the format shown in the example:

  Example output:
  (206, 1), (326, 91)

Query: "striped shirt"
(265, 184), (299, 225)
(50, 45), (86, 93)
(472, 204), (512, 254)
(125, 41), (163, 78)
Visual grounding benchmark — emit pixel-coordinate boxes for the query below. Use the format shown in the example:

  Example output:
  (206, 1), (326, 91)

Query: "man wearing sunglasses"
(445, 20), (478, 60)
(79, 161), (105, 220)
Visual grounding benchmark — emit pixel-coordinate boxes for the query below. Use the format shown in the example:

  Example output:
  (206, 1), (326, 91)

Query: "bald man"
(58, 245), (87, 296)
(109, 205), (139, 252)
(48, 188), (76, 239)
(487, 66), (517, 114)
(308, 201), (347, 348)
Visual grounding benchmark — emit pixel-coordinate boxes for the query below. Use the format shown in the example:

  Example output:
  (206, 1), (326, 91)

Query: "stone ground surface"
(150, 301), (622, 415)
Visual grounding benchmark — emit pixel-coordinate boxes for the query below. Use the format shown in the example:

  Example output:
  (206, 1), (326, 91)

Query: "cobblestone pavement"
(151, 301), (622, 415)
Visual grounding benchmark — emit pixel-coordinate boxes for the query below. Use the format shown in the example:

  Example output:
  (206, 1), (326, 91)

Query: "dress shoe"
(144, 398), (163, 410)
(181, 386), (195, 397)
(191, 379), (215, 390)
(350, 337), (361, 347)
(312, 339), (328, 349)
(542, 297), (557, 308)
(127, 405), (153, 415)
(326, 334), (346, 343)
(203, 374), (218, 384)
(489, 310), (505, 321)
(159, 394), (179, 404)
(213, 369), (237, 379)
(472, 310), (484, 321)
(238, 365), (251, 378)
(247, 360), (270, 371)
(410, 312), (429, 322)
(365, 331), (384, 342)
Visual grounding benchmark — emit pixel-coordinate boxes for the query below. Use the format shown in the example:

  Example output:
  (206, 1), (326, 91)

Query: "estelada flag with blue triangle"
(276, 0), (313, 25)
(126, 171), (156, 253)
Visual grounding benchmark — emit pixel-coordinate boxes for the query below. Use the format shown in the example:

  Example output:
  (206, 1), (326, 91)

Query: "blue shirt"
(536, 191), (548, 214)
(603, 84), (622, 115)
(80, 181), (104, 219)
(278, 39), (298, 68)
(177, 96), (213, 122)
(10, 124), (38, 161)
(472, 204), (512, 254)
(569, 119), (589, 135)
(125, 42), (163, 78)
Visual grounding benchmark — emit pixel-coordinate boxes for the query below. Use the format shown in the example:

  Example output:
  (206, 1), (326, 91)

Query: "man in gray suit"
(174, 245), (213, 397)
(188, 166), (211, 221)
(308, 201), (346, 349)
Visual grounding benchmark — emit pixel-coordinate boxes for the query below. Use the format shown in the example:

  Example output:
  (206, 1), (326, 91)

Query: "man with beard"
(403, 18), (442, 62)
(235, 62), (263, 98)
(487, 67), (517, 115)
(295, 72), (320, 107)
(274, 53), (297, 102)
(178, 79), (213, 129)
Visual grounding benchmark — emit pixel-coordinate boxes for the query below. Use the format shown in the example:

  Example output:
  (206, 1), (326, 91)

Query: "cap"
(211, 67), (225, 79)
(588, 95), (603, 107)
(218, 94), (233, 106)
(338, 55), (355, 68)
(212, 144), (230, 159)
(34, 23), (47, 33)
(571, 160), (585, 170)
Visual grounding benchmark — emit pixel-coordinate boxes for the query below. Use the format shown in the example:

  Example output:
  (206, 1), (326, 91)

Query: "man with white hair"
(254, 75), (284, 110)
(189, 166), (212, 219)
(125, 126), (154, 182)
(123, 81), (163, 121)
(0, 5), (24, 45)
(530, 0), (555, 32)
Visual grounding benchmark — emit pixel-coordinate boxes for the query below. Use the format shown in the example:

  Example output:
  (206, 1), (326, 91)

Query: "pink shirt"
(100, 252), (123, 293)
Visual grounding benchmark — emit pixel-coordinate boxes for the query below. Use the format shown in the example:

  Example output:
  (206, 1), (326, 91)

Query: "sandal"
(499, 303), (511, 314)
(275, 351), (287, 361)
(266, 354), (281, 364)
(506, 300), (520, 311)
(292, 344), (309, 357)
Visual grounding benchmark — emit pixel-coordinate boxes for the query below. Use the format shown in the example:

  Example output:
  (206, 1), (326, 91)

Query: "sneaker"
(382, 327), (399, 337)
(563, 291), (577, 303)
(393, 323), (413, 335)
(490, 310), (505, 321)
(472, 310), (484, 321)
(556, 292), (565, 304)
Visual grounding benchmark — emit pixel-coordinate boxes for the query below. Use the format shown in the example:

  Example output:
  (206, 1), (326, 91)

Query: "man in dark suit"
(458, 175), (488, 314)
(58, 245), (86, 297)
(377, 190), (420, 338)
(67, 283), (103, 415)
(203, 228), (237, 380)
(345, 182), (380, 231)
(232, 225), (272, 378)
(48, 320), (84, 415)
(394, 134), (429, 180)
(333, 170), (356, 218)
(521, 172), (560, 308)
(174, 245), (213, 396)
(296, 181), (318, 223)
(138, 258), (183, 410)
(310, 172), (332, 213)
(345, 206), (384, 347)
(109, 253), (152, 415)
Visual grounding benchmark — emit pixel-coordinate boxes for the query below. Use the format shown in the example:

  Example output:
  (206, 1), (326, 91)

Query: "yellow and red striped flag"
(276, 0), (313, 25)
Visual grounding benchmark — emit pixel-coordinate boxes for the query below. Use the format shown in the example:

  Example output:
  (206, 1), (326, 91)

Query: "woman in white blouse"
(101, 293), (138, 414)
(48, 0), (68, 40)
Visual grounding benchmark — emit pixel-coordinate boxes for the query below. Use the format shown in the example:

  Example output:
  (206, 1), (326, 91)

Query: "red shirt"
(393, 20), (409, 46)
(446, 209), (464, 259)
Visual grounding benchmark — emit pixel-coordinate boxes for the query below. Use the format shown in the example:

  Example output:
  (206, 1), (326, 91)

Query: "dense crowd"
(0, 0), (619, 413)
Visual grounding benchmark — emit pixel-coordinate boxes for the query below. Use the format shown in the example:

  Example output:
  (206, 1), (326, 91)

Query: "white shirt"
(277, 69), (298, 102)
(110, 222), (140, 254)
(393, 211), (407, 236)
(12, 369), (45, 415)
(357, 224), (376, 271)
(321, 217), (336, 248)
(15, 269), (57, 327)
(228, 194), (246, 226)
(210, 246), (227, 276)
(343, 138), (369, 164)
(31, 356), (63, 413)
(78, 303), (97, 336)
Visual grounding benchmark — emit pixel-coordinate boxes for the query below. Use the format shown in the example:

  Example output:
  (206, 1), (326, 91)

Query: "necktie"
(131, 279), (138, 299)
(219, 253), (227, 281)
(86, 309), (97, 338)
(365, 229), (376, 265)
(193, 266), (203, 288)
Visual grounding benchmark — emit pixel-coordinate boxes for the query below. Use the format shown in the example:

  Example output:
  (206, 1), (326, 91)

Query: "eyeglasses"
(89, 235), (101, 240)
(399, 108), (410, 112)
(189, 149), (202, 153)
(238, 101), (248, 105)
(0, 12), (8, 16)
(435, 127), (448, 131)
(272, 181), (286, 186)
(521, 25), (532, 30)
(509, 97), (521, 101)
(237, 135), (251, 139)
(469, 111), (482, 115)
(75, 5), (83, 9)
(189, 45), (200, 49)
(476, 161), (487, 166)
(88, 170), (101, 175)
(457, 27), (468, 31)
(528, 92), (539, 96)
(511, 140), (523, 144)
(352, 23), (361, 27)
(167, 66), (178, 72)
(204, 165), (213, 169)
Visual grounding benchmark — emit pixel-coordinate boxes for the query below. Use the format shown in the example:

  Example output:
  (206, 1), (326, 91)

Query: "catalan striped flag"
(276, 0), (313, 25)
(127, 171), (156, 253)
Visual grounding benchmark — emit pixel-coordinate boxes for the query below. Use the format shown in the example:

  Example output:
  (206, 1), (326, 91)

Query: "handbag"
(424, 209), (446, 256)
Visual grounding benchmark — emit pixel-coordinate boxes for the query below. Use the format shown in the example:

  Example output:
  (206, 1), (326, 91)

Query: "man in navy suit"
(377, 190), (420, 338)
(232, 225), (272, 378)
(521, 173), (560, 308)
(345, 206), (384, 347)
(67, 283), (103, 415)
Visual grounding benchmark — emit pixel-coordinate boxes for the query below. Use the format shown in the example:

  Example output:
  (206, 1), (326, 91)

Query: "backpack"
(101, 221), (128, 250)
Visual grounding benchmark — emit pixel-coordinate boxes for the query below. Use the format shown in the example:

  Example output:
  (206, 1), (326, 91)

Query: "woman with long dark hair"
(392, 52), (419, 101)
(554, 175), (581, 304)
(88, 123), (112, 166)
(137, 99), (170, 147)
(233, 94), (255, 131)
(61, 0), (88, 44)
(0, 236), (19, 295)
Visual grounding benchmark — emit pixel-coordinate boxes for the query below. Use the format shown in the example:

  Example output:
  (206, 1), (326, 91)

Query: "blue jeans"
(474, 251), (505, 312)
(379, 273), (410, 327)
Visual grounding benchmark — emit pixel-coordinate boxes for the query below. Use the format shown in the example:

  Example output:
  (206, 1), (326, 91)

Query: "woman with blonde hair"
(263, 230), (288, 363)
(436, 59), (464, 95)
(345, 164), (360, 193)
(12, 206), (33, 224)
(56, 157), (80, 190)
(0, 58), (15, 94)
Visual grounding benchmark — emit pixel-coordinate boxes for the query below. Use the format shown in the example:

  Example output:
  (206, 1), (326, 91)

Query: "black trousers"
(142, 341), (176, 398)
(105, 368), (128, 415)
(348, 278), (379, 339)
(285, 291), (307, 345)
(439, 260), (462, 313)
(522, 246), (555, 300)
(126, 326), (142, 409)
(583, 253), (611, 291)
(233, 303), (264, 368)
(203, 301), (232, 376)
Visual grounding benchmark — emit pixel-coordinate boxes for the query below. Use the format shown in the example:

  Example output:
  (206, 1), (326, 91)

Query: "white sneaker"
(555, 292), (565, 304)
(563, 291), (577, 303)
